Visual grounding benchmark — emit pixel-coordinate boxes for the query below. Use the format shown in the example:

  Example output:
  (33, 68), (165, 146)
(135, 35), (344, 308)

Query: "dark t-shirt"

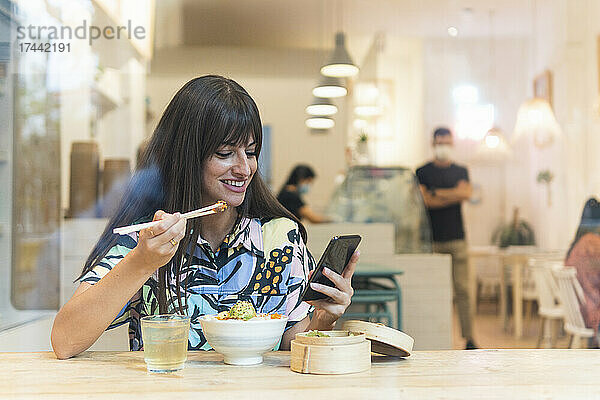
(416, 162), (469, 242)
(277, 188), (305, 220)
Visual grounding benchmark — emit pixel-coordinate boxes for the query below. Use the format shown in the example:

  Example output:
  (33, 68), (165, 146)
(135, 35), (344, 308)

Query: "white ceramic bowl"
(199, 315), (288, 365)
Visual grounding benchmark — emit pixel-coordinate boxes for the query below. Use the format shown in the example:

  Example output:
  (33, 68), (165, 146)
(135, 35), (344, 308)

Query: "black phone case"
(301, 235), (361, 302)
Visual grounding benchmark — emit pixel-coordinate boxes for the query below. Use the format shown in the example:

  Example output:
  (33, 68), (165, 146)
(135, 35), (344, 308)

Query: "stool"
(342, 271), (403, 330)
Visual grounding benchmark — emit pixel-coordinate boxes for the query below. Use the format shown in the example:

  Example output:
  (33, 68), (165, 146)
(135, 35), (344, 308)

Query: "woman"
(277, 165), (331, 223)
(51, 75), (357, 359)
(565, 197), (600, 341)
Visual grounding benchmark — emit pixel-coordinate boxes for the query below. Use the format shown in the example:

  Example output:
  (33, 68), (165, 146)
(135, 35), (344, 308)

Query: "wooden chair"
(524, 254), (564, 321)
(529, 261), (564, 348)
(552, 267), (595, 348)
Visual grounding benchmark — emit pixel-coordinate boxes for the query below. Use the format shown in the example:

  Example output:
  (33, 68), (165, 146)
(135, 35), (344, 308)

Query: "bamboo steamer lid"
(341, 320), (414, 357)
(290, 331), (371, 375)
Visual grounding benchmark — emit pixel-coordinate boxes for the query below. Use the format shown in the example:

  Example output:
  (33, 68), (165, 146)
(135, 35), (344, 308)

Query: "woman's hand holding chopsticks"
(113, 201), (227, 235)
(130, 211), (187, 272)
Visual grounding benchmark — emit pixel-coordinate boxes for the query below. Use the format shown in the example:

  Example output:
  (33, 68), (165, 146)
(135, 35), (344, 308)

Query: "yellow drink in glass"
(140, 314), (190, 373)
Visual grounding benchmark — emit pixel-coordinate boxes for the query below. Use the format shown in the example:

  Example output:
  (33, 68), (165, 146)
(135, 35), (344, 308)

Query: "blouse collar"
(196, 217), (264, 258)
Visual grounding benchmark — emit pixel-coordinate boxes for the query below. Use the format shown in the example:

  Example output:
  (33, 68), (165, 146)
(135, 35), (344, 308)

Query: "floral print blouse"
(80, 217), (315, 350)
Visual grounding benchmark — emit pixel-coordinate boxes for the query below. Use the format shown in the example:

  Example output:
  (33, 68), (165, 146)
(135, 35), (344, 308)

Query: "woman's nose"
(232, 153), (251, 177)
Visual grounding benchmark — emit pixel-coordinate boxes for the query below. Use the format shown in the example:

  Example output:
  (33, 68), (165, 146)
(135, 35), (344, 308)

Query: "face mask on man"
(298, 183), (310, 195)
(434, 144), (453, 162)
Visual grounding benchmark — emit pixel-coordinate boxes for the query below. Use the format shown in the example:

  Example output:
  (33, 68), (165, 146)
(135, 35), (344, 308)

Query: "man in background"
(416, 127), (477, 350)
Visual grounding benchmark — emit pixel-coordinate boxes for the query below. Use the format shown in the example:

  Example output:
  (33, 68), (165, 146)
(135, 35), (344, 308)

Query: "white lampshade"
(320, 32), (359, 78)
(306, 97), (338, 116)
(513, 98), (561, 148)
(313, 76), (347, 98)
(306, 117), (335, 130)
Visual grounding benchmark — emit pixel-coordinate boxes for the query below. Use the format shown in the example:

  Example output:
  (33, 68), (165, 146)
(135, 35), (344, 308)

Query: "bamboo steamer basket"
(290, 331), (371, 375)
(341, 320), (414, 357)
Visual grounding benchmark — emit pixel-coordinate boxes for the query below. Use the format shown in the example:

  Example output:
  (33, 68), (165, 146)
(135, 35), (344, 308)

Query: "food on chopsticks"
(213, 200), (228, 213)
(112, 200), (228, 236)
(214, 301), (283, 321)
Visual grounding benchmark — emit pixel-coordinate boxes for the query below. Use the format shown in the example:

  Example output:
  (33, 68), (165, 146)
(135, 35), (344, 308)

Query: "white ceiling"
(158, 0), (533, 49)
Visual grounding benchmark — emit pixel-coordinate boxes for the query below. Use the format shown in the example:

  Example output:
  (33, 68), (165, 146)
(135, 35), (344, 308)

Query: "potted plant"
(491, 207), (535, 248)
(536, 169), (554, 206)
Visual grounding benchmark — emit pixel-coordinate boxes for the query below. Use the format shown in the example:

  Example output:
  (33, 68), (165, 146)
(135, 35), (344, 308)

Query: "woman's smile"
(221, 179), (248, 193)
(202, 140), (257, 207)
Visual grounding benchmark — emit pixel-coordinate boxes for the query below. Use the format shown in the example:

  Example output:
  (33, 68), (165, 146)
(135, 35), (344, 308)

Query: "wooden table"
(469, 247), (538, 338)
(2, 350), (599, 399)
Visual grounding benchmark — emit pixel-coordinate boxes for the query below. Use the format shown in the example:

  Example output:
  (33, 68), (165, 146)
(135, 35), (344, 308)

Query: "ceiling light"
(306, 117), (335, 130)
(447, 26), (459, 37)
(313, 76), (347, 98)
(320, 32), (359, 78)
(474, 127), (511, 162)
(485, 133), (501, 149)
(306, 97), (338, 116)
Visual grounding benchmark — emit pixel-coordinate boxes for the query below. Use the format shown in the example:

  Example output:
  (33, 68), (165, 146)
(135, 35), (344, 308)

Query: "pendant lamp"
(312, 76), (347, 98)
(320, 32), (359, 78)
(513, 98), (560, 148)
(512, 0), (561, 149)
(477, 127), (511, 160)
(473, 128), (511, 163)
(306, 117), (335, 130)
(306, 97), (338, 116)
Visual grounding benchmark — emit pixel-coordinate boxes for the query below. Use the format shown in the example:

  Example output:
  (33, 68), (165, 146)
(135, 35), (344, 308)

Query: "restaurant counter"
(2, 350), (598, 399)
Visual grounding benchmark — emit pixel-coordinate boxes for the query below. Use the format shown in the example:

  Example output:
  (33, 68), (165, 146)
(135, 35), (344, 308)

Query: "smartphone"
(301, 234), (362, 302)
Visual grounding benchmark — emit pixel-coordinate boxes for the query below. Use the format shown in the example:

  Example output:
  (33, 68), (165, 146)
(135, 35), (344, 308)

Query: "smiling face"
(201, 138), (258, 207)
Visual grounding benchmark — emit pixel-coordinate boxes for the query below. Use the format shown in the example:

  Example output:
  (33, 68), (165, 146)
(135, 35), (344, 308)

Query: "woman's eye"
(246, 151), (257, 157)
(215, 151), (232, 157)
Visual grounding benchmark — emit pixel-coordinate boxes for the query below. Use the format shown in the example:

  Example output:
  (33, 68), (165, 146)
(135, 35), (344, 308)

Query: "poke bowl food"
(214, 300), (284, 321)
(200, 301), (288, 365)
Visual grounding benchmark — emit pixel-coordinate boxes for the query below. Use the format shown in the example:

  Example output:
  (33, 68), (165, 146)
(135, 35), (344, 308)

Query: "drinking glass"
(140, 314), (190, 373)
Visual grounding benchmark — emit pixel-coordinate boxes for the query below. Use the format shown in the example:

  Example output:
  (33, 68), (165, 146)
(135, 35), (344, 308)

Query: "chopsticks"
(112, 201), (228, 236)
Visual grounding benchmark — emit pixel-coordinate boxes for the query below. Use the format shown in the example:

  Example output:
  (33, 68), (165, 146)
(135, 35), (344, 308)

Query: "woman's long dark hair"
(79, 75), (306, 314)
(566, 197), (600, 259)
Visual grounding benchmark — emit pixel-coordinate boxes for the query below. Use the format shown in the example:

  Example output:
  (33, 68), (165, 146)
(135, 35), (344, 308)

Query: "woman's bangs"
(218, 98), (262, 150)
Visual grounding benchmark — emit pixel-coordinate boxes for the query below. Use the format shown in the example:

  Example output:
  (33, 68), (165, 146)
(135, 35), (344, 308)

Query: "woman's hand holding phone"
(306, 250), (360, 329)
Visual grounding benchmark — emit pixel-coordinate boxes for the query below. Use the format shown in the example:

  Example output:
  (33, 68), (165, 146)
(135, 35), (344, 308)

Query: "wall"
(527, 0), (600, 249)
(423, 0), (600, 250)
(146, 38), (425, 212)
(494, 0), (600, 251)
(423, 37), (530, 246)
(146, 46), (347, 211)
(370, 37), (425, 169)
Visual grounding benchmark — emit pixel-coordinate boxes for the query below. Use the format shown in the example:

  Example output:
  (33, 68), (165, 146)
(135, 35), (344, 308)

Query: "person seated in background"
(277, 164), (331, 223)
(565, 197), (600, 345)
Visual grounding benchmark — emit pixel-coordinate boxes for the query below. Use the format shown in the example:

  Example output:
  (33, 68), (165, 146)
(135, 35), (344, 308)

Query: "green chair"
(343, 270), (403, 330)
